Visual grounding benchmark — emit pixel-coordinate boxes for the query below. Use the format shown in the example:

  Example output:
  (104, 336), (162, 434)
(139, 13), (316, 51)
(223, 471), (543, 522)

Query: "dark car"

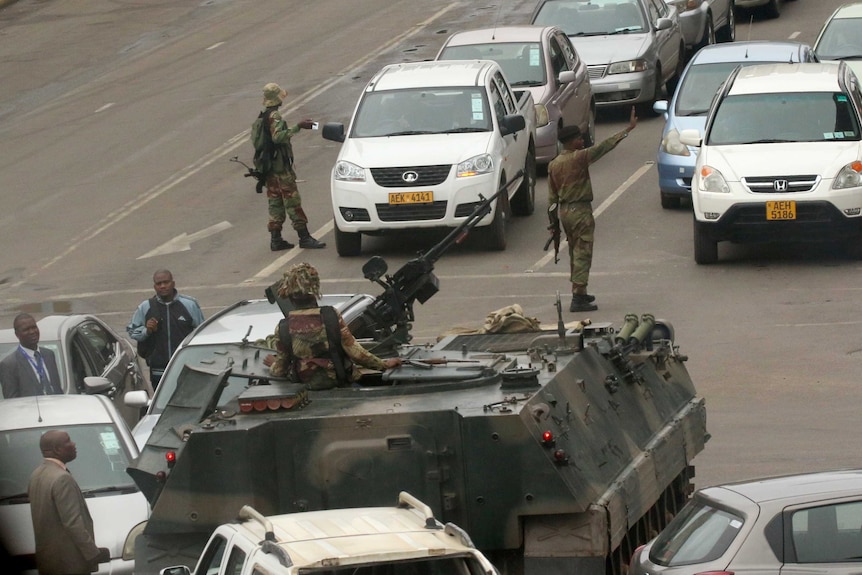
(0, 314), (150, 427)
(631, 469), (862, 575)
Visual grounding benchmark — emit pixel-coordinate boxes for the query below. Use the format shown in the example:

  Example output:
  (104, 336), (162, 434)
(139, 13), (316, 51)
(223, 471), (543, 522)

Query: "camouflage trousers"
(265, 171), (308, 233)
(561, 203), (594, 287)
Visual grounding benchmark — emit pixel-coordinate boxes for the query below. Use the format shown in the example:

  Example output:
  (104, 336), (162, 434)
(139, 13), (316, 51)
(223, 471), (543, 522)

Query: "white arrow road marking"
(138, 221), (233, 259)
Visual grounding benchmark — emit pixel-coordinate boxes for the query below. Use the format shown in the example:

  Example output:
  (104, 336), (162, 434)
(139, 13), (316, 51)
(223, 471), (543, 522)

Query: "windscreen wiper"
(81, 485), (139, 497)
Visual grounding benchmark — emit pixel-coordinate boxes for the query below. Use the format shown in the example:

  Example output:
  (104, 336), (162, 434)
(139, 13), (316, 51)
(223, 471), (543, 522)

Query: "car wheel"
(586, 102), (596, 147)
(639, 67), (663, 117)
(661, 192), (681, 210)
(512, 147), (536, 216)
(335, 225), (362, 257)
(717, 2), (736, 42)
(666, 45), (685, 96)
(693, 220), (718, 264)
(478, 184), (508, 251)
(697, 13), (715, 50)
(761, 0), (780, 19)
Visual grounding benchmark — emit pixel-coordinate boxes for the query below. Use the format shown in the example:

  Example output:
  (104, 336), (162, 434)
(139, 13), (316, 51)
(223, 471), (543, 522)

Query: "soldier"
(548, 107), (637, 312)
(255, 83), (326, 251)
(266, 263), (401, 390)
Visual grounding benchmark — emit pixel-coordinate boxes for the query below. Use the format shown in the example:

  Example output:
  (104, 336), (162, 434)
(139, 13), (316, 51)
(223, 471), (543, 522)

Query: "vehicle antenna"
(491, 3), (503, 40)
(35, 394), (43, 423)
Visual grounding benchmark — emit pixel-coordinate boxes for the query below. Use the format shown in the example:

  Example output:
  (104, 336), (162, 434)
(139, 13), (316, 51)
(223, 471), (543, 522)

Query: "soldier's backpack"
(251, 110), (274, 177)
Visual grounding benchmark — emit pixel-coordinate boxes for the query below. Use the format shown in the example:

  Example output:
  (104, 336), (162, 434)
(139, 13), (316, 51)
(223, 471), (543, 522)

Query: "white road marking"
(206, 42), (225, 50)
(527, 162), (653, 272)
(94, 103), (115, 113)
(137, 221), (233, 259)
(245, 220), (335, 282)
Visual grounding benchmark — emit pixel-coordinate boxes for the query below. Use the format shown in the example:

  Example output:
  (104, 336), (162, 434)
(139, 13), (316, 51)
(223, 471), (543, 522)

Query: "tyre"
(661, 192), (681, 210)
(696, 14), (715, 50)
(511, 147), (536, 216)
(335, 226), (362, 257)
(638, 67), (663, 117)
(478, 188), (507, 251)
(717, 2), (736, 42)
(693, 220), (718, 264)
(666, 44), (686, 96)
(586, 102), (596, 147)
(761, 0), (780, 19)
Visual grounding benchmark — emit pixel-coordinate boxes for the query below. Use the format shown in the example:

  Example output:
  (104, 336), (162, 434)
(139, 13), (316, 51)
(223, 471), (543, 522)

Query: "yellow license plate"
(766, 200), (796, 220)
(389, 191), (433, 205)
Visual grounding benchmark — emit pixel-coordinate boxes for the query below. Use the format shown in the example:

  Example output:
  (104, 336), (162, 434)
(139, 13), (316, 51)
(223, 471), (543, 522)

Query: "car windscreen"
(298, 554), (487, 575)
(440, 42), (547, 87)
(815, 18), (862, 61)
(533, 0), (645, 36)
(351, 88), (492, 137)
(0, 423), (136, 503)
(675, 63), (747, 116)
(706, 92), (862, 145)
(0, 341), (66, 391)
(648, 499), (744, 566)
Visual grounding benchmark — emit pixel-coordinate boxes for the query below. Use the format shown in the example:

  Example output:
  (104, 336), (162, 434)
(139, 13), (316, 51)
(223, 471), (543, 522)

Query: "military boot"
(270, 230), (294, 251)
(298, 227), (326, 249)
(570, 294), (598, 312)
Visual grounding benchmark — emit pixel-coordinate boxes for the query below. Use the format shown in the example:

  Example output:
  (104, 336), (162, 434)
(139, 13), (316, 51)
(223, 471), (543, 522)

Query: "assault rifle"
(229, 156), (266, 194)
(544, 202), (561, 264)
(354, 170), (524, 355)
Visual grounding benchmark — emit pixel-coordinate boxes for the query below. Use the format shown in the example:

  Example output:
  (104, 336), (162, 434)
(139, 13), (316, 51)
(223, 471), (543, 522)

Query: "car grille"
(587, 65), (607, 80)
(376, 201), (447, 221)
(742, 175), (819, 194)
(370, 165), (452, 188)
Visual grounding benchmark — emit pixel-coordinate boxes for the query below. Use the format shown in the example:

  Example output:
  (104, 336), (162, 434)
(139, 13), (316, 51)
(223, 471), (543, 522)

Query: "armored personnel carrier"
(127, 179), (709, 575)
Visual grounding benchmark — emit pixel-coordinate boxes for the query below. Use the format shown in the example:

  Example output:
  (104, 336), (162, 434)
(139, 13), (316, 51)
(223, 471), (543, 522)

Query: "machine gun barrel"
(358, 170), (523, 353)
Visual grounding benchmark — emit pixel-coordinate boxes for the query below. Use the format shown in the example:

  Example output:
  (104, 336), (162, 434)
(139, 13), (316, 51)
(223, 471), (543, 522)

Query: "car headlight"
(534, 103), (550, 127)
(457, 154), (493, 178)
(607, 59), (647, 75)
(334, 161), (366, 182)
(122, 520), (148, 561)
(660, 129), (691, 156)
(699, 165), (730, 193)
(833, 161), (862, 189)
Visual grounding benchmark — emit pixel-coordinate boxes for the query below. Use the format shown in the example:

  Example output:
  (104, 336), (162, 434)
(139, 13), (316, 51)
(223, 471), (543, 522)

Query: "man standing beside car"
(0, 313), (62, 398)
(548, 106), (637, 312)
(127, 269), (204, 389)
(28, 430), (110, 575)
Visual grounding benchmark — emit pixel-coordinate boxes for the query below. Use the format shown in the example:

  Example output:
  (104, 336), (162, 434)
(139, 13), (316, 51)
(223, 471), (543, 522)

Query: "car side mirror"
(655, 18), (672, 31)
(653, 100), (669, 115)
(679, 129), (702, 147)
(558, 70), (575, 85)
(124, 390), (150, 409)
(500, 114), (526, 136)
(322, 122), (345, 143)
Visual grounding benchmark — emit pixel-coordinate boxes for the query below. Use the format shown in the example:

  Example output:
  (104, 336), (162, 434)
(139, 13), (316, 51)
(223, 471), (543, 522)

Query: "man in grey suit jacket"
(0, 313), (62, 398)
(28, 430), (109, 575)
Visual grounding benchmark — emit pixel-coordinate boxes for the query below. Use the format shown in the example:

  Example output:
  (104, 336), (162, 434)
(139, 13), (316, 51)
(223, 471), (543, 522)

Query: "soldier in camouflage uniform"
(257, 83), (326, 251)
(268, 263), (401, 390)
(548, 107), (637, 312)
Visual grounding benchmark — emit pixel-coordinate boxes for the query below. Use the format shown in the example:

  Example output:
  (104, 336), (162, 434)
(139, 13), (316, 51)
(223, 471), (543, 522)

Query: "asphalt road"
(0, 0), (858, 490)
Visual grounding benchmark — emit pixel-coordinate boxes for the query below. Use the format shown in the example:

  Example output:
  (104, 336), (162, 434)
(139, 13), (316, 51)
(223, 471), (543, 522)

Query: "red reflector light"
(155, 471), (166, 482)
(166, 451), (177, 468)
(553, 449), (568, 463)
(541, 431), (554, 446)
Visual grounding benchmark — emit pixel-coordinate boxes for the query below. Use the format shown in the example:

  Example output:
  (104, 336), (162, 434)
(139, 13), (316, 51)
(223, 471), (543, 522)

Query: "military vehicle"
(127, 174), (709, 575)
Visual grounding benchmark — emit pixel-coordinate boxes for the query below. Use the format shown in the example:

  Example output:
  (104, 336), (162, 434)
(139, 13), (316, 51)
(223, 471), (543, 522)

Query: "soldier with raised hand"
(548, 106), (637, 312)
(255, 82), (326, 251)
(266, 263), (401, 390)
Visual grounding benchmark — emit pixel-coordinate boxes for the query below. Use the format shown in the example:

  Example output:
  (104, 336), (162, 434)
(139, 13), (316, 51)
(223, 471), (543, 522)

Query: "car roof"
(370, 60), (495, 91)
(728, 62), (843, 95)
(441, 25), (558, 45)
(240, 506), (475, 568)
(0, 314), (96, 344)
(833, 2), (862, 18)
(701, 469), (862, 505)
(690, 41), (811, 65)
(0, 394), (115, 430)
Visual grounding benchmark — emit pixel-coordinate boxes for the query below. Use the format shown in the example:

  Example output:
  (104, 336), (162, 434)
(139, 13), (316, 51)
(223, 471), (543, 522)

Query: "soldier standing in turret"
(548, 106), (637, 312)
(255, 82), (326, 251)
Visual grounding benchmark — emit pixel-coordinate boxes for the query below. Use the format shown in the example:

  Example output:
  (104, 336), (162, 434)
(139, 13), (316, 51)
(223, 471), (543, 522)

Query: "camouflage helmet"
(278, 262), (321, 299)
(262, 82), (287, 107)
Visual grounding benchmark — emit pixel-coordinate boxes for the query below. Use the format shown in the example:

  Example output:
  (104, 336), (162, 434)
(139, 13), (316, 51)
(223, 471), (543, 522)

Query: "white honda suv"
(680, 61), (862, 264)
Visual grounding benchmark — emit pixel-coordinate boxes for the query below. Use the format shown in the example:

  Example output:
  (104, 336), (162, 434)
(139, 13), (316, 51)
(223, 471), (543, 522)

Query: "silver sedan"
(668, 0), (736, 49)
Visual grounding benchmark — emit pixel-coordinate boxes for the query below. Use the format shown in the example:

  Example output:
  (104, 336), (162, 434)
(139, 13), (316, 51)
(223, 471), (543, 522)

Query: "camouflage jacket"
(548, 128), (629, 206)
(266, 109), (302, 174)
(270, 307), (387, 390)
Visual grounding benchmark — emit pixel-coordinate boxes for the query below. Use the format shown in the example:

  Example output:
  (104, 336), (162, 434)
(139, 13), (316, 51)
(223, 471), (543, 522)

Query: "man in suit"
(0, 313), (62, 398)
(28, 430), (110, 575)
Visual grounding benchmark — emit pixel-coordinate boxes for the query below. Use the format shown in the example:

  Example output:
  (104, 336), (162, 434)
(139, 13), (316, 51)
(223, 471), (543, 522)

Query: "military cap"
(278, 262), (321, 299)
(557, 125), (583, 143)
(263, 82), (288, 107)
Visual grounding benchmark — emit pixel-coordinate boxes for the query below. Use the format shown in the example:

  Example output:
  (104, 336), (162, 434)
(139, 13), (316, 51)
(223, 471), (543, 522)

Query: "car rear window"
(648, 499), (744, 566)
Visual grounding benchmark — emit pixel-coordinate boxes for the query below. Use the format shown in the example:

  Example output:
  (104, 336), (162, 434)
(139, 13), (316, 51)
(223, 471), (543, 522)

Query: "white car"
(813, 2), (862, 79)
(680, 61), (862, 264)
(0, 394), (149, 574)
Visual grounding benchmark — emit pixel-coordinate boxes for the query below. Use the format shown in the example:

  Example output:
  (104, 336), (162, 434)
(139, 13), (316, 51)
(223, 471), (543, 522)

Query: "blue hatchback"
(653, 41), (817, 209)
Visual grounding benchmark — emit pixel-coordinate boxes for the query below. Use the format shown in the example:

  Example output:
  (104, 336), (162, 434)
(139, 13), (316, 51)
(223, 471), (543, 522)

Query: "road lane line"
(18, 3), (460, 288)
(528, 162), (653, 272)
(246, 220), (335, 282)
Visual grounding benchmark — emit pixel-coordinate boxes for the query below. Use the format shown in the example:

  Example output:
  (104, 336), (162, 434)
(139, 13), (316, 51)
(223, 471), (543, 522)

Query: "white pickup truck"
(322, 60), (537, 256)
